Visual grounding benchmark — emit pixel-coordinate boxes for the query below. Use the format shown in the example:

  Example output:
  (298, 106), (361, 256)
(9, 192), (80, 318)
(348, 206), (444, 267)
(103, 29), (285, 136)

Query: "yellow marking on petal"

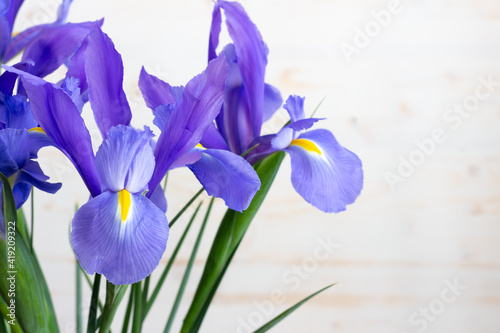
(11, 32), (20, 38)
(196, 143), (205, 149)
(118, 189), (131, 222)
(28, 127), (46, 134)
(290, 139), (322, 155)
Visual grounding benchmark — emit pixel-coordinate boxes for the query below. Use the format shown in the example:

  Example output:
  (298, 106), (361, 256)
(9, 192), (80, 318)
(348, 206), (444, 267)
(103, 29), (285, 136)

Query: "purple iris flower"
(1, 0), (103, 75)
(4, 26), (228, 284)
(139, 67), (261, 212)
(200, 1), (363, 213)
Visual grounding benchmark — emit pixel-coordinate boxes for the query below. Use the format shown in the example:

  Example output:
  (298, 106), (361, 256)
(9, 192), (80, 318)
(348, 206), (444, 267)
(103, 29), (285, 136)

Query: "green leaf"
(164, 199), (213, 333)
(86, 274), (101, 333)
(181, 151), (286, 333)
(143, 202), (203, 320)
(121, 288), (134, 333)
(253, 284), (337, 333)
(0, 172), (59, 332)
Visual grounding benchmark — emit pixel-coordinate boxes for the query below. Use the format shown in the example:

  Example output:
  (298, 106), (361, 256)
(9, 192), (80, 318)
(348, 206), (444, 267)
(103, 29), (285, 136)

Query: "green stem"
(100, 283), (129, 333)
(164, 199), (213, 333)
(121, 289), (134, 333)
(169, 188), (203, 228)
(87, 274), (101, 333)
(76, 260), (82, 333)
(131, 282), (142, 333)
(143, 202), (202, 320)
(30, 187), (34, 252)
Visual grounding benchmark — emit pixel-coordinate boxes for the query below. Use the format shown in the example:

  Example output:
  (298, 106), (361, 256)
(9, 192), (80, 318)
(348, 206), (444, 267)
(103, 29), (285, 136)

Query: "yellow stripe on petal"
(28, 127), (46, 134)
(118, 189), (131, 222)
(196, 143), (205, 149)
(290, 138), (322, 155)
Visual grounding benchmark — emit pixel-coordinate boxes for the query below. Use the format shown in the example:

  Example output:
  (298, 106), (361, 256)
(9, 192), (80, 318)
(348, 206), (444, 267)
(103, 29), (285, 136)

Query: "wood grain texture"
(11, 0), (500, 332)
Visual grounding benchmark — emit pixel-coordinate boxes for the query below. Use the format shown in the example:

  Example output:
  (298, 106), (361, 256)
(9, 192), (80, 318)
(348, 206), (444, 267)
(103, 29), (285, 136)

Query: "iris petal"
(285, 129), (363, 213)
(71, 190), (169, 285)
(85, 27), (132, 138)
(283, 95), (306, 122)
(188, 148), (260, 212)
(95, 125), (155, 194)
(148, 55), (227, 195)
(4, 65), (102, 197)
(138, 67), (176, 111)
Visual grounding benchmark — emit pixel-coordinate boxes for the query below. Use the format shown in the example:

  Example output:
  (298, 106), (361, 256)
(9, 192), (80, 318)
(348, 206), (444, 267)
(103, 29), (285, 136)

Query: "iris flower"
(197, 1), (363, 213)
(4, 26), (229, 284)
(139, 67), (261, 212)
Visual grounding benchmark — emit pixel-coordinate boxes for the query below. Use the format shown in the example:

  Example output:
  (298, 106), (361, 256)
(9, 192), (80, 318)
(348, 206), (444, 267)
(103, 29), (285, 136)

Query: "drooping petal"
(71, 190), (169, 285)
(95, 125), (155, 194)
(21, 21), (100, 79)
(262, 84), (282, 123)
(188, 148), (260, 212)
(148, 55), (227, 194)
(283, 95), (305, 122)
(138, 67), (176, 111)
(28, 128), (54, 158)
(4, 65), (101, 197)
(0, 60), (34, 95)
(284, 129), (363, 213)
(15, 161), (62, 194)
(85, 27), (131, 138)
(220, 0), (267, 141)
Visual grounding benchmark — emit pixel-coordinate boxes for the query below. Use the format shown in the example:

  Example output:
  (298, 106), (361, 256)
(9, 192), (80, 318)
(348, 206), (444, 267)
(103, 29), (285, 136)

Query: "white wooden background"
(11, 0), (500, 332)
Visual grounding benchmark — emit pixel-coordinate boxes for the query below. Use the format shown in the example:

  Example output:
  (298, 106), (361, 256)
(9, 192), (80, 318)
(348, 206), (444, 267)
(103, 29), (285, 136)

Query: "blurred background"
(12, 0), (500, 332)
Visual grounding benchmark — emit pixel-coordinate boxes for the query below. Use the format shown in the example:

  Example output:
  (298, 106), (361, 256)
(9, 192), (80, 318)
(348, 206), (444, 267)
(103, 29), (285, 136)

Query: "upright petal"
(220, 0), (267, 140)
(285, 129), (363, 213)
(95, 125), (155, 194)
(4, 65), (101, 197)
(262, 84), (282, 123)
(85, 27), (131, 138)
(71, 190), (169, 285)
(138, 67), (176, 111)
(66, 39), (89, 95)
(188, 148), (260, 212)
(21, 21), (100, 79)
(148, 55), (227, 194)
(208, 2), (222, 62)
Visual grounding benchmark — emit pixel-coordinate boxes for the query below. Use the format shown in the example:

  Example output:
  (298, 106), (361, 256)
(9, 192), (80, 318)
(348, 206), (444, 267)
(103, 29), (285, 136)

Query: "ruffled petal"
(4, 65), (101, 197)
(0, 93), (37, 130)
(85, 27), (131, 138)
(71, 190), (169, 285)
(95, 125), (155, 194)
(188, 148), (260, 212)
(138, 67), (176, 111)
(284, 129), (363, 213)
(283, 95), (305, 122)
(148, 55), (227, 194)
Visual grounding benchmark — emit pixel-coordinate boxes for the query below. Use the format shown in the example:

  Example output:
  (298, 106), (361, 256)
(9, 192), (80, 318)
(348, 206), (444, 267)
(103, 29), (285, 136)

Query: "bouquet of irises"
(0, 0), (363, 332)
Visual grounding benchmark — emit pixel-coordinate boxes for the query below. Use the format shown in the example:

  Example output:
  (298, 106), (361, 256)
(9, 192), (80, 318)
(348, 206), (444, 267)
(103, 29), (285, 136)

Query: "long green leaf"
(86, 274), (101, 333)
(181, 151), (285, 332)
(121, 289), (134, 333)
(164, 199), (213, 333)
(0, 172), (58, 332)
(253, 284), (337, 333)
(143, 202), (203, 320)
